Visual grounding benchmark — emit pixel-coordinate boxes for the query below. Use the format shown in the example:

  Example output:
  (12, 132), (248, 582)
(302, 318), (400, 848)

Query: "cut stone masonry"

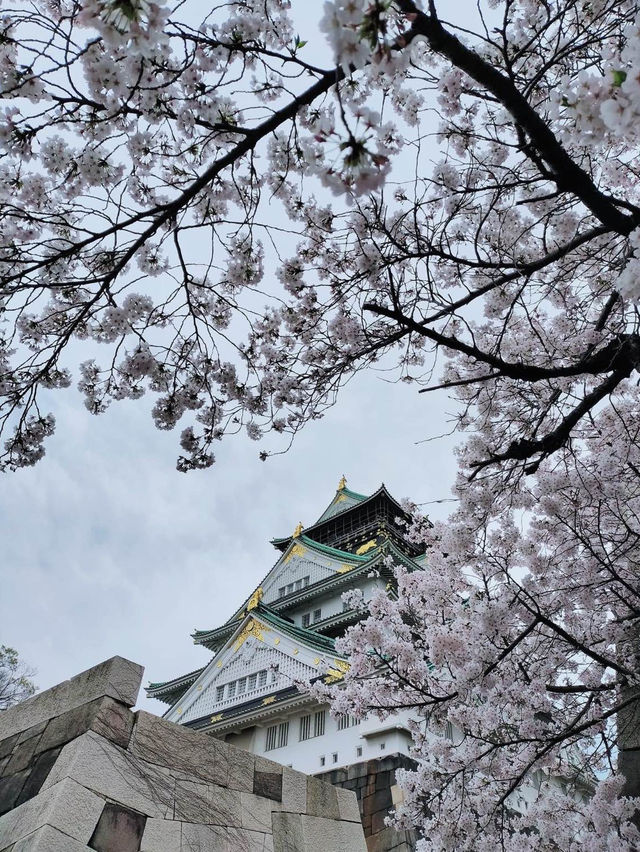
(0, 657), (367, 852)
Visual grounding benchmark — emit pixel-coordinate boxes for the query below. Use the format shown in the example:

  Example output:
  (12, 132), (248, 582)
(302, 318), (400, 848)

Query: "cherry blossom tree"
(3, 0), (640, 847)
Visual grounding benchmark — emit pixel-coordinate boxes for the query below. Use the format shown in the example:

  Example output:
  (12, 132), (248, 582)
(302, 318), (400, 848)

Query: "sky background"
(0, 0), (480, 715)
(0, 369), (459, 713)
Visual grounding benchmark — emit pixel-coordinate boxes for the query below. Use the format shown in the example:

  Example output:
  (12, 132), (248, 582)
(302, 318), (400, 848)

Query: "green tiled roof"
(253, 603), (337, 654)
(315, 486), (368, 523)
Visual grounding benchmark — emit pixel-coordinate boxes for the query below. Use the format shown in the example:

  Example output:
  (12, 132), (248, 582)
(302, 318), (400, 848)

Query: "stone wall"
(317, 756), (416, 852)
(0, 657), (367, 852)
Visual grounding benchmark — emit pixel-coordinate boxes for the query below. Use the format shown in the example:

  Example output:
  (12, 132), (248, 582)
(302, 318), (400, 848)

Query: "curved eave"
(272, 484), (410, 551)
(146, 666), (205, 703)
(192, 541), (415, 650)
(314, 486), (368, 524)
(196, 535), (372, 639)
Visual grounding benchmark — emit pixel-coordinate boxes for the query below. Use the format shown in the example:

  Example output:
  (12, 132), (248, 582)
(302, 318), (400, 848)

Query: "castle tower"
(147, 480), (422, 850)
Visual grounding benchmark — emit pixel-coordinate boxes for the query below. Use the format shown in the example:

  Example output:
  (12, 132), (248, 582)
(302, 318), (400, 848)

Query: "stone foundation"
(0, 657), (367, 852)
(316, 756), (416, 852)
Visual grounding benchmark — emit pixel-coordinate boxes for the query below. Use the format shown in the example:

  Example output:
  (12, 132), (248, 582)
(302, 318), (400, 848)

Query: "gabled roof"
(152, 601), (347, 721)
(147, 666), (205, 702)
(190, 537), (417, 651)
(271, 483), (410, 552)
(314, 485), (368, 524)
(199, 533), (372, 637)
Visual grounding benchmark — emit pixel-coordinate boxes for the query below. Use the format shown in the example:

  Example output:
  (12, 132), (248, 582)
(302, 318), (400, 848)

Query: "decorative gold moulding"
(356, 539), (376, 556)
(232, 617), (269, 652)
(262, 695), (276, 705)
(325, 659), (350, 684)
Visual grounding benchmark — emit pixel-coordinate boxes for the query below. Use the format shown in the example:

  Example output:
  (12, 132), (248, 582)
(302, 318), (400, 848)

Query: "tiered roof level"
(146, 478), (423, 775)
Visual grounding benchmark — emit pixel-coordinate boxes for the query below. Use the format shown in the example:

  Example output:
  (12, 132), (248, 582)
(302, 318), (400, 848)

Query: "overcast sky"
(0, 0), (476, 714)
(0, 368), (459, 713)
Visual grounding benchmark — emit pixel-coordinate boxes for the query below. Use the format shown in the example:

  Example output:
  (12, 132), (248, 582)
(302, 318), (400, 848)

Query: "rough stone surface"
(0, 772), (30, 818)
(317, 754), (417, 851)
(139, 817), (181, 852)
(281, 767), (306, 814)
(131, 712), (229, 787)
(43, 733), (173, 820)
(227, 746), (254, 793)
(0, 778), (104, 849)
(14, 750), (62, 808)
(0, 658), (143, 742)
(254, 771), (282, 803)
(10, 824), (92, 852)
(0, 657), (367, 852)
(88, 802), (147, 852)
(271, 812), (304, 852)
(306, 775), (339, 819)
(240, 792), (275, 832)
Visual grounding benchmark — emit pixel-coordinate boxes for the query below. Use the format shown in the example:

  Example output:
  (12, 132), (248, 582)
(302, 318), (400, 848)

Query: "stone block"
(174, 779), (241, 827)
(240, 792), (274, 832)
(0, 777), (104, 848)
(3, 740), (40, 778)
(180, 822), (270, 852)
(305, 776), (339, 819)
(0, 736), (20, 764)
(131, 713), (229, 788)
(271, 812), (304, 852)
(11, 824), (92, 852)
(335, 787), (361, 823)
(37, 698), (133, 755)
(254, 772), (282, 803)
(42, 732), (173, 819)
(371, 810), (387, 835)
(88, 802), (147, 852)
(15, 749), (62, 808)
(280, 767), (306, 814)
(140, 817), (181, 852)
(254, 756), (282, 776)
(226, 746), (254, 793)
(0, 658), (143, 742)
(0, 772), (29, 817)
(301, 815), (367, 852)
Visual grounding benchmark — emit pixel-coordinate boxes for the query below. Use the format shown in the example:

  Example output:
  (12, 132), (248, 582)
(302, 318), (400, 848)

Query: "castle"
(148, 479), (421, 850)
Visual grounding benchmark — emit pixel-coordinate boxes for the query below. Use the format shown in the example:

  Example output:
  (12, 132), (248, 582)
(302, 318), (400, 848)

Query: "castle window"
(332, 753), (338, 764)
(356, 746), (362, 758)
(216, 685), (224, 702)
(278, 586), (286, 598)
(258, 670), (267, 687)
(266, 725), (277, 751)
(380, 742), (386, 751)
(299, 714), (311, 741)
(313, 609), (321, 623)
(286, 583), (294, 594)
(314, 710), (325, 737)
(303, 576), (310, 587)
(265, 722), (288, 751)
(337, 714), (358, 730)
(248, 674), (257, 691)
(295, 579), (303, 591)
(237, 677), (247, 695)
(277, 721), (289, 748)
(302, 613), (310, 628)
(228, 681), (236, 698)
(320, 756), (326, 767)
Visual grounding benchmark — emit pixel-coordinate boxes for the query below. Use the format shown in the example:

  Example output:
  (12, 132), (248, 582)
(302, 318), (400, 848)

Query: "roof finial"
(338, 474), (347, 491)
(293, 521), (303, 538)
